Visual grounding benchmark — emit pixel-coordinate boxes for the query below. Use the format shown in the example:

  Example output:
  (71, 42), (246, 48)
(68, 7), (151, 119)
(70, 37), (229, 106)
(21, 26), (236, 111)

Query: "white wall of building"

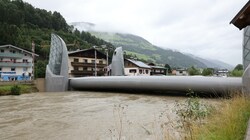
(124, 67), (151, 76)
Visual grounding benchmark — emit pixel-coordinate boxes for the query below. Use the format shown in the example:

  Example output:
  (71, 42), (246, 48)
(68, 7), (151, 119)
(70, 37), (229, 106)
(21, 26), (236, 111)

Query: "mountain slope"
(90, 32), (207, 68)
(187, 54), (234, 70)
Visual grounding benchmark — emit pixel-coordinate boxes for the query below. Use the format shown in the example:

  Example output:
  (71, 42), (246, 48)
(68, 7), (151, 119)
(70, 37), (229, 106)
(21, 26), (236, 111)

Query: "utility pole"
(31, 41), (35, 80)
(106, 48), (109, 76)
(93, 46), (97, 76)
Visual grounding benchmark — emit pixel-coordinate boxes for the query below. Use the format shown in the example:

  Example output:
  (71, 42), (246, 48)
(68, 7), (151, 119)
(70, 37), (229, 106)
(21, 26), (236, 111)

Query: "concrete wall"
(35, 78), (45, 92)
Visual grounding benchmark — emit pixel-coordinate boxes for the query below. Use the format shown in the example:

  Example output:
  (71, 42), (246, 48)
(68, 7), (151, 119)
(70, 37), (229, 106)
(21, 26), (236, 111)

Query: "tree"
(35, 60), (47, 78)
(188, 66), (200, 76)
(230, 64), (243, 77)
(234, 64), (243, 71)
(202, 68), (213, 76)
(164, 64), (172, 73)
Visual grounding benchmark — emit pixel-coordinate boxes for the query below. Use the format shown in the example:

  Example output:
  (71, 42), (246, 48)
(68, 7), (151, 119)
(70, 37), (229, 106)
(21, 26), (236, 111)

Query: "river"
(0, 92), (218, 140)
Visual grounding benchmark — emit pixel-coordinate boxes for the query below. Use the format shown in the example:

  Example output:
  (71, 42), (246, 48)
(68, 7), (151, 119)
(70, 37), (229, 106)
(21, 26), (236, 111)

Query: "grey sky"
(24, 0), (247, 66)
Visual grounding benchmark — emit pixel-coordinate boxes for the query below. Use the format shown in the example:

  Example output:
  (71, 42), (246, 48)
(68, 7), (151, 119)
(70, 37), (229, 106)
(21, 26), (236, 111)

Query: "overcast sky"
(24, 0), (248, 66)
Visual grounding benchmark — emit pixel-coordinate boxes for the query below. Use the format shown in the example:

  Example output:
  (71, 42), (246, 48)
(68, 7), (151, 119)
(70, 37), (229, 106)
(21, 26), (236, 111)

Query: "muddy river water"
(0, 92), (219, 140)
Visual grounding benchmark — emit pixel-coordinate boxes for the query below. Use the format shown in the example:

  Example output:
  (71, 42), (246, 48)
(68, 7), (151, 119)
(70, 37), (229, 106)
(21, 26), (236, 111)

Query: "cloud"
(23, 0), (248, 66)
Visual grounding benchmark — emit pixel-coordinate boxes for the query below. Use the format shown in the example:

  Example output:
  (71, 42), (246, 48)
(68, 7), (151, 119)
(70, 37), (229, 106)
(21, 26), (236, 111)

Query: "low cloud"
(24, 0), (247, 66)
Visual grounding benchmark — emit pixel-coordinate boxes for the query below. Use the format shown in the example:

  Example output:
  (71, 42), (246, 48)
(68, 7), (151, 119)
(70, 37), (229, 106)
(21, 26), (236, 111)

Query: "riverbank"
(0, 84), (38, 95)
(182, 92), (250, 140)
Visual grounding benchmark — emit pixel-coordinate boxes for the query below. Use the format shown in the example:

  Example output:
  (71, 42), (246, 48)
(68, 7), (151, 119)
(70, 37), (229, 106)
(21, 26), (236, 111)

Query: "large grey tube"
(70, 76), (242, 93)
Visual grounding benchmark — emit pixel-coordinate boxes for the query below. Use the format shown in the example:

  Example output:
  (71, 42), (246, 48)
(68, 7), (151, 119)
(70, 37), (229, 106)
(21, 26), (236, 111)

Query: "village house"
(148, 63), (167, 75)
(173, 68), (189, 76)
(68, 48), (108, 77)
(0, 44), (38, 81)
(124, 59), (151, 76)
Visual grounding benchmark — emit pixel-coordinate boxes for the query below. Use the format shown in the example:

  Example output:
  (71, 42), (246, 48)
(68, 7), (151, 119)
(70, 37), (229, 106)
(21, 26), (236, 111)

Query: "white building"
(175, 68), (189, 76)
(124, 59), (151, 76)
(0, 45), (38, 81)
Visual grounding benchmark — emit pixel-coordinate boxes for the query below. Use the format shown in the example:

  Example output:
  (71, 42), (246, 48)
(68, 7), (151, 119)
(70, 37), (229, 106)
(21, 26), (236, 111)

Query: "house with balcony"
(124, 59), (151, 76)
(68, 48), (108, 77)
(148, 63), (167, 75)
(172, 68), (189, 76)
(0, 45), (38, 81)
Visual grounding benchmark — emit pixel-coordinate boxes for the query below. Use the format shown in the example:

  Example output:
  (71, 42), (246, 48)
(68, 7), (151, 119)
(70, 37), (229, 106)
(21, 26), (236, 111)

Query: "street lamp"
(101, 45), (109, 76)
(93, 46), (97, 76)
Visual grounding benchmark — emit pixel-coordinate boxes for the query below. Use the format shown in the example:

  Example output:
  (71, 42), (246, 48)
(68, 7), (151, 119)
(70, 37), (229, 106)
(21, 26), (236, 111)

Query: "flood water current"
(0, 92), (219, 140)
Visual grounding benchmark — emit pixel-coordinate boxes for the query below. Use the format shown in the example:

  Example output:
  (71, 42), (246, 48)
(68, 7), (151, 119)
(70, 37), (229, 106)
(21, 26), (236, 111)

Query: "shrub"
(11, 85), (21, 95)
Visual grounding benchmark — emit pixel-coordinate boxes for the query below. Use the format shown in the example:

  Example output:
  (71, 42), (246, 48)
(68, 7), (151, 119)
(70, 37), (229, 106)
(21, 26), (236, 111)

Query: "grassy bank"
(0, 84), (38, 95)
(187, 93), (250, 140)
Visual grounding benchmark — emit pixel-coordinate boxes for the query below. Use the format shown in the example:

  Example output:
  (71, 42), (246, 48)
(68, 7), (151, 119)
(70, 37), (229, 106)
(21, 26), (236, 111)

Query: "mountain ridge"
(70, 22), (233, 69)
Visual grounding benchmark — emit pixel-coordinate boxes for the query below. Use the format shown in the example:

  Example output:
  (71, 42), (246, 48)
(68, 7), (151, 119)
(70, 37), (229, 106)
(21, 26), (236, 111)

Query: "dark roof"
(68, 48), (107, 58)
(0, 44), (39, 56)
(230, 1), (250, 30)
(126, 59), (151, 69)
(68, 48), (91, 54)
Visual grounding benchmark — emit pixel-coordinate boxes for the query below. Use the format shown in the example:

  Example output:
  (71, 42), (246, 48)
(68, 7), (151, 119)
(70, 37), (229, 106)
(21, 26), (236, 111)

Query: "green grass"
(191, 93), (250, 140)
(0, 84), (38, 95)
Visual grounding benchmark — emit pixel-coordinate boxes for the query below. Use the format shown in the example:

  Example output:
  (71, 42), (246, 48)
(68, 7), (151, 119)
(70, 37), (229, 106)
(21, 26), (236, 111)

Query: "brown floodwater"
(0, 92), (219, 140)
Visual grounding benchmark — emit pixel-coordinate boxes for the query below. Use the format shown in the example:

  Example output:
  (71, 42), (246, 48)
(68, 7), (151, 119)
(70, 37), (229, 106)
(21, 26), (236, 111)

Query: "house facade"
(68, 48), (108, 77)
(148, 63), (167, 75)
(175, 68), (189, 76)
(213, 69), (229, 77)
(0, 45), (37, 81)
(124, 59), (151, 76)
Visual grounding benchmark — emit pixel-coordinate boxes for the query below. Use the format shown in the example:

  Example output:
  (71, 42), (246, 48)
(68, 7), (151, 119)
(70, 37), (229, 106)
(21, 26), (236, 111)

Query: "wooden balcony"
(71, 70), (106, 76)
(71, 62), (106, 68)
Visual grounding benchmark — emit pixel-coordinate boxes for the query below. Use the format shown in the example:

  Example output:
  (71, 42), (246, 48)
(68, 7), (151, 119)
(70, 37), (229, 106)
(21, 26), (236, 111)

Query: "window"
(129, 69), (137, 73)
(83, 59), (88, 63)
(146, 70), (149, 74)
(0, 67), (2, 71)
(13, 50), (16, 54)
(11, 67), (15, 71)
(99, 60), (103, 64)
(139, 69), (142, 74)
(74, 58), (79, 62)
(91, 60), (95, 64)
(24, 54), (27, 56)
(74, 67), (79, 71)
(23, 59), (28, 63)
(23, 67), (27, 71)
(0, 49), (4, 53)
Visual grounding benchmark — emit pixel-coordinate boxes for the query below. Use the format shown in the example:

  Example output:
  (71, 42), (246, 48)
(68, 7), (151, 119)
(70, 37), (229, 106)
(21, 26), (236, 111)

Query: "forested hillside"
(0, 0), (114, 77)
(91, 32), (207, 68)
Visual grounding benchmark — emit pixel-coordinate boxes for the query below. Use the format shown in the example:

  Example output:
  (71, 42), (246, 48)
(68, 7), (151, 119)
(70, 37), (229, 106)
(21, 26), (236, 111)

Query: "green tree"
(234, 64), (243, 71)
(188, 66), (201, 76)
(230, 64), (243, 77)
(202, 68), (213, 76)
(35, 60), (47, 78)
(165, 64), (172, 73)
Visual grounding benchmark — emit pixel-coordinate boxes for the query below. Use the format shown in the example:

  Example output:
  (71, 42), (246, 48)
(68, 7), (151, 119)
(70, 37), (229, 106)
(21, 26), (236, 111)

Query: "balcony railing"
(0, 53), (23, 58)
(71, 70), (106, 75)
(0, 62), (32, 67)
(71, 62), (106, 68)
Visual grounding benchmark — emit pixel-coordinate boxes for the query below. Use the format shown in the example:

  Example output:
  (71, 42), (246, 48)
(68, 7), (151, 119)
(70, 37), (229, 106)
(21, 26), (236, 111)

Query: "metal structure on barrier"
(45, 34), (69, 92)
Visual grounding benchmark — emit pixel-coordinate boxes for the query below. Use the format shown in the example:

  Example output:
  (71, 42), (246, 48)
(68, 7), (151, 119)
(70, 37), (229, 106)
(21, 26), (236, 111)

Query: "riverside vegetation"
(173, 91), (250, 140)
(110, 91), (250, 140)
(0, 84), (38, 95)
